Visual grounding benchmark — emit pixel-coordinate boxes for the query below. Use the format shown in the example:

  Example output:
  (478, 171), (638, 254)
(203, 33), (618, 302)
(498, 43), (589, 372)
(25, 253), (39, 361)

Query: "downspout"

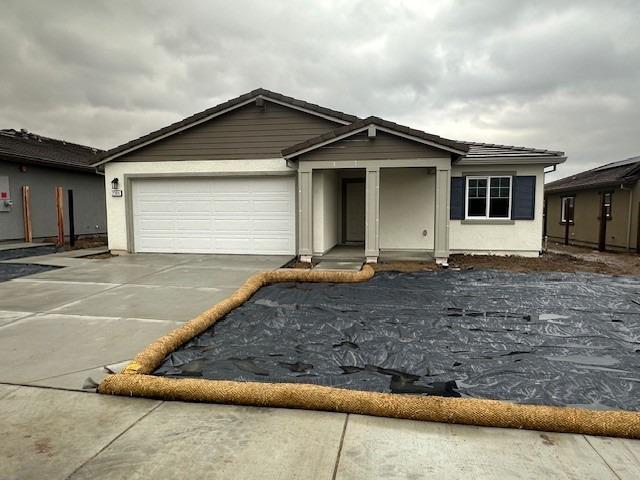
(621, 184), (633, 251)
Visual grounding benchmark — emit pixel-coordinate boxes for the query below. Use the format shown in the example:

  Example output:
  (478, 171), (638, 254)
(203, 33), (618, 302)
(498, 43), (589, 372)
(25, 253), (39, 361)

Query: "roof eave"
(545, 178), (638, 195)
(0, 152), (98, 172)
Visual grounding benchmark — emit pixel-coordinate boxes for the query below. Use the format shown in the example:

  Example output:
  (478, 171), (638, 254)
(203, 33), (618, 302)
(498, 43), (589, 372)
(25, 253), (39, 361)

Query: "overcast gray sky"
(1, 0), (638, 180)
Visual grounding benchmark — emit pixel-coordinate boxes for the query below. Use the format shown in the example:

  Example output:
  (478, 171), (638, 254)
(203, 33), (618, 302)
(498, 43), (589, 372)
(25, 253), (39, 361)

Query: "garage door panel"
(254, 200), (290, 212)
(212, 218), (252, 232)
(253, 238), (292, 252)
(252, 219), (291, 232)
(133, 177), (295, 255)
(212, 200), (252, 213)
(174, 201), (211, 213)
(175, 218), (212, 231)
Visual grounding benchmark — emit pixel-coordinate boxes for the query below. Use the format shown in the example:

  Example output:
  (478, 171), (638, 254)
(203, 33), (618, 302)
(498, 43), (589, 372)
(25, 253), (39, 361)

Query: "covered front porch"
(297, 161), (451, 264)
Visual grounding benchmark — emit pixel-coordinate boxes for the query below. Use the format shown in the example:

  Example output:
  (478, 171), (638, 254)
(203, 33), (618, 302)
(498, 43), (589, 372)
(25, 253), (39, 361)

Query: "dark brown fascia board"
(544, 178), (638, 196)
(0, 152), (99, 173)
(94, 88), (360, 166)
(282, 116), (469, 158)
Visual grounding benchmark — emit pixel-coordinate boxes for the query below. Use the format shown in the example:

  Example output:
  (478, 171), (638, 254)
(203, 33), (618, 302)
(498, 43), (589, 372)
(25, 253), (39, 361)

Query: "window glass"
(489, 177), (510, 217)
(467, 178), (487, 217)
(561, 196), (575, 223)
(603, 193), (612, 219)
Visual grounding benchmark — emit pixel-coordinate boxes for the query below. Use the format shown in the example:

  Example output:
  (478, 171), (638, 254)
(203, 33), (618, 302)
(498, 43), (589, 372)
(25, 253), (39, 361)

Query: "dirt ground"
(38, 235), (107, 250)
(374, 248), (640, 276)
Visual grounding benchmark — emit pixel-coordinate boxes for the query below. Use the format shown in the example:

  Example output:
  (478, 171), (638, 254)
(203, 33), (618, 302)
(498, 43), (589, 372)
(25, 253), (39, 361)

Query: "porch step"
(313, 260), (364, 272)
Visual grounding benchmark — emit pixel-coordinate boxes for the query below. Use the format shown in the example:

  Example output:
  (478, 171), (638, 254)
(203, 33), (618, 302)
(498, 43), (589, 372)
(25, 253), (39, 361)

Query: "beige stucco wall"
(380, 167), (435, 250)
(449, 164), (545, 256)
(104, 159), (292, 252)
(312, 170), (339, 254)
(546, 185), (637, 250)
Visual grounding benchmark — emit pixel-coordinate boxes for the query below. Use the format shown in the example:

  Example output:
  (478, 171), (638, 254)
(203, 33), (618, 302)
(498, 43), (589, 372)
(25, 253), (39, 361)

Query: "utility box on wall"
(0, 176), (11, 212)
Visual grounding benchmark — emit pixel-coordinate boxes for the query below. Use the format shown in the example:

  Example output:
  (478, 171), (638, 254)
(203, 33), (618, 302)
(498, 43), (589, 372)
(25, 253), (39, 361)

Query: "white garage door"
(132, 176), (296, 255)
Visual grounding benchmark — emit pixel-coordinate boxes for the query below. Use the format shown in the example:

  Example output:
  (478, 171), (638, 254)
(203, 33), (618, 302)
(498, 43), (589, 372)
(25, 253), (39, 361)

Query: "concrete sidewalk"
(0, 253), (638, 479)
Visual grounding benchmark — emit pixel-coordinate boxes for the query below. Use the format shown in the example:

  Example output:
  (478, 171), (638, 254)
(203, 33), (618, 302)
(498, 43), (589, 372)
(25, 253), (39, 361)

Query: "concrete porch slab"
(335, 415), (619, 479)
(0, 313), (180, 384)
(26, 262), (169, 284)
(0, 256), (92, 267)
(314, 261), (363, 272)
(103, 253), (196, 266)
(51, 284), (235, 322)
(0, 280), (118, 312)
(54, 247), (110, 258)
(30, 360), (131, 391)
(0, 310), (33, 327)
(131, 265), (263, 288)
(585, 436), (640, 479)
(68, 402), (346, 480)
(0, 384), (20, 399)
(0, 242), (54, 251)
(182, 254), (293, 269)
(0, 386), (160, 480)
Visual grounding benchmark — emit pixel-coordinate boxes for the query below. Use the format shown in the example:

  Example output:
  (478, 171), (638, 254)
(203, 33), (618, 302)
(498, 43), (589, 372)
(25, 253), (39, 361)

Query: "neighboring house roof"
(281, 116), (470, 158)
(0, 129), (102, 172)
(545, 155), (640, 194)
(95, 88), (360, 165)
(95, 87), (565, 166)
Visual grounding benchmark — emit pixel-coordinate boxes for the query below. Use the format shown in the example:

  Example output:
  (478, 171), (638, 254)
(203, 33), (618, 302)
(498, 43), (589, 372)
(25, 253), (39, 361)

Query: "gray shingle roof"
(545, 155), (640, 194)
(281, 116), (469, 157)
(0, 129), (102, 171)
(96, 88), (566, 165)
(460, 141), (564, 158)
(98, 88), (359, 162)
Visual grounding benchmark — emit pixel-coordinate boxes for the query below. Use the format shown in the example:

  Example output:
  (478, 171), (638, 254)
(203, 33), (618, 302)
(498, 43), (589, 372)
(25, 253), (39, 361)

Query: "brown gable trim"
(282, 116), (469, 158)
(95, 88), (359, 166)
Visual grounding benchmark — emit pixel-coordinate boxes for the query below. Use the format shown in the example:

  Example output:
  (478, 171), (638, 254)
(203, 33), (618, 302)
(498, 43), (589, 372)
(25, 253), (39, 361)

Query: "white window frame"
(561, 196), (575, 224)
(465, 175), (512, 220)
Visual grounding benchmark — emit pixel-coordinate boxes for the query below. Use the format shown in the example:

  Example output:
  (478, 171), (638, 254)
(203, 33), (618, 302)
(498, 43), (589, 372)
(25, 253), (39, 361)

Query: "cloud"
(0, 0), (638, 180)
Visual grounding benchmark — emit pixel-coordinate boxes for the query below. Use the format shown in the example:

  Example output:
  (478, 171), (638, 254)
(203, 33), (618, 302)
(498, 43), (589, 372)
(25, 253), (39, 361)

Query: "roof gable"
(282, 116), (469, 159)
(96, 88), (358, 165)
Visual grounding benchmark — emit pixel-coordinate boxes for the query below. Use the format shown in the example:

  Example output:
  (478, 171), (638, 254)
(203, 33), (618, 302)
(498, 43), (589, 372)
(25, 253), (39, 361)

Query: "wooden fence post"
(22, 185), (32, 242)
(55, 186), (64, 247)
(68, 189), (75, 247)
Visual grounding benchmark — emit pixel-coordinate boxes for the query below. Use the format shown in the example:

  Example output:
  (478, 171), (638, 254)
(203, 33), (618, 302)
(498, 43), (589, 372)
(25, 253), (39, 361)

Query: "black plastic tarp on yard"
(154, 270), (640, 411)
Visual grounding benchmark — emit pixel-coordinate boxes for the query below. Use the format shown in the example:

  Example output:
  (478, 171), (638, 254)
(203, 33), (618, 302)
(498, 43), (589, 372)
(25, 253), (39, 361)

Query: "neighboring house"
(0, 129), (106, 243)
(95, 88), (566, 263)
(545, 156), (640, 252)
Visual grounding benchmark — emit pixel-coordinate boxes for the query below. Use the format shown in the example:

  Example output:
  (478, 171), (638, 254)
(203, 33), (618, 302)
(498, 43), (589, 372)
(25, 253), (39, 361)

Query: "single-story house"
(0, 128), (106, 243)
(95, 89), (566, 263)
(545, 155), (640, 252)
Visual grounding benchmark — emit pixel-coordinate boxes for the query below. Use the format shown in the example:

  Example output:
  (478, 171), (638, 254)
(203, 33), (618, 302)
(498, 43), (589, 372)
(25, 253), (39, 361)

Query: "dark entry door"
(343, 180), (365, 243)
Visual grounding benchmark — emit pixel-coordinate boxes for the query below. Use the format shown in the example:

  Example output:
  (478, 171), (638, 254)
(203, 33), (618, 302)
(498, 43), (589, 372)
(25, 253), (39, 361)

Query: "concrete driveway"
(0, 253), (638, 479)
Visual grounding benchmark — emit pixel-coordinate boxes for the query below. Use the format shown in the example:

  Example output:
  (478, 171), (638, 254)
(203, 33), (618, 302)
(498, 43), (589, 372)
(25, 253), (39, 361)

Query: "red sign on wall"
(0, 192), (7, 199)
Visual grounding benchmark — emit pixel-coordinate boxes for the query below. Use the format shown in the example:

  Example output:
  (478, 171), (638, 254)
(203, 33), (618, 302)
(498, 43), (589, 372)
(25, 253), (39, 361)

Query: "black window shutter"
(450, 177), (465, 220)
(511, 176), (536, 220)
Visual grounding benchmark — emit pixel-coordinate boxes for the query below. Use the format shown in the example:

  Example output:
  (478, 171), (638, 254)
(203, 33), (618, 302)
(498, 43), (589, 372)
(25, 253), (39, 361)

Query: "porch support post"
(298, 169), (313, 262)
(434, 167), (451, 263)
(365, 167), (380, 263)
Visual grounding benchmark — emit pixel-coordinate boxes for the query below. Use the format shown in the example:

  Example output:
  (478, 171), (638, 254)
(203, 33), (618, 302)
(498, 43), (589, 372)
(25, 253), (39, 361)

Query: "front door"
(343, 179), (365, 243)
